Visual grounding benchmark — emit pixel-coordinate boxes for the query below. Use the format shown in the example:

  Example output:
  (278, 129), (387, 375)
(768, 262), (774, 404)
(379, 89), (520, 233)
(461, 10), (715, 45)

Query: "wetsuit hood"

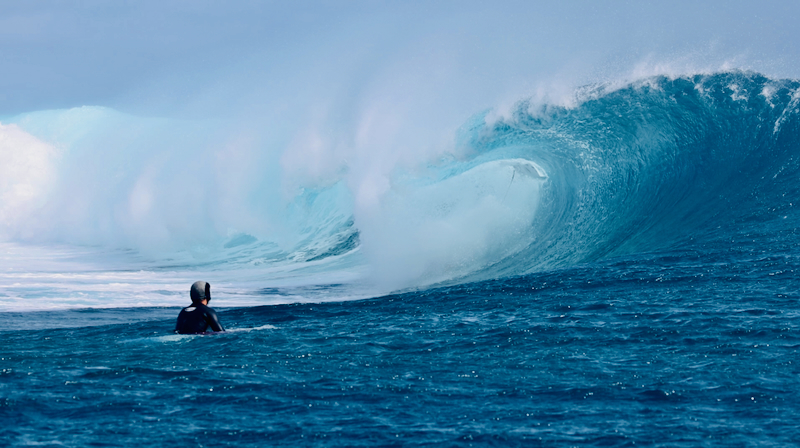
(190, 281), (211, 304)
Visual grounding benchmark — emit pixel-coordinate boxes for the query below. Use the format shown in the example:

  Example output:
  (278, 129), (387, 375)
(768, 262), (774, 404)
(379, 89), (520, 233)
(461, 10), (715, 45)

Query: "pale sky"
(1, 1), (799, 116)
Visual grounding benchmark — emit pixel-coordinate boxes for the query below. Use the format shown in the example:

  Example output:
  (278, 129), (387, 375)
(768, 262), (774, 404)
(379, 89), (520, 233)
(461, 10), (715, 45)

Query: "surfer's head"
(190, 281), (211, 305)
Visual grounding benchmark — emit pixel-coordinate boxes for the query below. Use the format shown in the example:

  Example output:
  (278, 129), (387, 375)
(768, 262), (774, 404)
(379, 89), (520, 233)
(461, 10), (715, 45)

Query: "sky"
(1, 1), (799, 118)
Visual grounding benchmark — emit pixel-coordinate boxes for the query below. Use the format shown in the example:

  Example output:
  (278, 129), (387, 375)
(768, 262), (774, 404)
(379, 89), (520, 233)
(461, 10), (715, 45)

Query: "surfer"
(174, 281), (225, 334)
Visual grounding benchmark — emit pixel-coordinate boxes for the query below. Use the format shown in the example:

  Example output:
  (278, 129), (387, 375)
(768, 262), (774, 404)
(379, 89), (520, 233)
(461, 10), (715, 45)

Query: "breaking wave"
(2, 71), (799, 289)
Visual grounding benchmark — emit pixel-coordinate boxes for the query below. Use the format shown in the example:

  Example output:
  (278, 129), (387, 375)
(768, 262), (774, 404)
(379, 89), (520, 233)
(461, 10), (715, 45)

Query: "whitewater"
(2, 72), (797, 309)
(3, 2), (800, 446)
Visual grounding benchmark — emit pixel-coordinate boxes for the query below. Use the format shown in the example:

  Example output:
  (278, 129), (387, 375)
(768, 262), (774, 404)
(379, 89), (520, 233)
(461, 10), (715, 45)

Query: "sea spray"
(2, 72), (799, 293)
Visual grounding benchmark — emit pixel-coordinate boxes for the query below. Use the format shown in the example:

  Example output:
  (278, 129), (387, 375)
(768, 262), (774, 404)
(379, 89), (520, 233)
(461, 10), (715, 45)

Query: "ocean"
(3, 71), (800, 446)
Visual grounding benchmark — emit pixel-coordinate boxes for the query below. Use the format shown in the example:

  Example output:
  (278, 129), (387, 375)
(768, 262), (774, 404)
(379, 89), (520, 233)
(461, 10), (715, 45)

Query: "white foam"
(0, 123), (59, 238)
(225, 325), (278, 333)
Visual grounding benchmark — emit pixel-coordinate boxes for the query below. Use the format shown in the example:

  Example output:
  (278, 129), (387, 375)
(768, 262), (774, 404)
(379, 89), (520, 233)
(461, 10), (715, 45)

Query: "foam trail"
(132, 325), (278, 345)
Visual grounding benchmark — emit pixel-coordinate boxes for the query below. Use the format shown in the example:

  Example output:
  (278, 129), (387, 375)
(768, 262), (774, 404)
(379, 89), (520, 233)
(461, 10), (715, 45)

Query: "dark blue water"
(4, 225), (800, 446)
(4, 72), (800, 446)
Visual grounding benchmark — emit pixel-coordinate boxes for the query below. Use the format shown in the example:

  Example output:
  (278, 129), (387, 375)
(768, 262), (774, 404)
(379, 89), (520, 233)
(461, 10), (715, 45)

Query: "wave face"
(2, 71), (800, 290)
(460, 71), (800, 282)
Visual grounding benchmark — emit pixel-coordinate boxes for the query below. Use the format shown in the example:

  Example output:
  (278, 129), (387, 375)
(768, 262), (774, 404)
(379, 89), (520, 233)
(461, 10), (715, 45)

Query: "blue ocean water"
(3, 72), (800, 445)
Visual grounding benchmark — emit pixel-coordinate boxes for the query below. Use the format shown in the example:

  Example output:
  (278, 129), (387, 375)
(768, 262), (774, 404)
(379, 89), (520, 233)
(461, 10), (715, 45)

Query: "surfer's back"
(175, 303), (224, 334)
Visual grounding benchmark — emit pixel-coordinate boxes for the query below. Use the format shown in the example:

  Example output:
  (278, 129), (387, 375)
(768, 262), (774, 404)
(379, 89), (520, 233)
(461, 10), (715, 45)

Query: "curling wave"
(2, 71), (799, 289)
(459, 71), (800, 282)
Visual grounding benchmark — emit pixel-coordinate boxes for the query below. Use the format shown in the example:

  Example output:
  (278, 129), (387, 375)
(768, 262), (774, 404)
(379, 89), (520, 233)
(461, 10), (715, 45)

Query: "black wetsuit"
(175, 303), (225, 334)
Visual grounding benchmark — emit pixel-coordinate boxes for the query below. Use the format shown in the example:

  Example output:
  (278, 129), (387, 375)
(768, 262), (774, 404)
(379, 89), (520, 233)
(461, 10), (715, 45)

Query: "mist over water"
(2, 1), (800, 306)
